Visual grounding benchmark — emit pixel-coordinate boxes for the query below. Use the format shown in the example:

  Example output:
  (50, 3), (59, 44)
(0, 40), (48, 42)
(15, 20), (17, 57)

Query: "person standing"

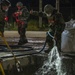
(0, 0), (12, 36)
(1, 0), (14, 30)
(13, 2), (29, 45)
(43, 4), (65, 53)
(30, 4), (65, 53)
(1, 0), (11, 27)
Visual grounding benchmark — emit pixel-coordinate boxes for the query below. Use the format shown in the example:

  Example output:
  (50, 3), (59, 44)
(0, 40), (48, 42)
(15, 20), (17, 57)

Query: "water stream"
(35, 46), (66, 75)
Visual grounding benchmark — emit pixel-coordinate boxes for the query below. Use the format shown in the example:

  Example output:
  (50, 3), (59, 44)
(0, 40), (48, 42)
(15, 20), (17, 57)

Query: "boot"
(18, 38), (28, 45)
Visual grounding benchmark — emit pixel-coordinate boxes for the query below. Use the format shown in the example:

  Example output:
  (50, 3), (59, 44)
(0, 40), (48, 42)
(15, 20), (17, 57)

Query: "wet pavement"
(0, 36), (48, 75)
(0, 37), (48, 51)
(0, 31), (75, 75)
(0, 31), (48, 52)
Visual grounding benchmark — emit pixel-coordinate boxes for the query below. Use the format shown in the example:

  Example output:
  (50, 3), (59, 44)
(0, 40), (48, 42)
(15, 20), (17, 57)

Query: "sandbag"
(61, 29), (75, 52)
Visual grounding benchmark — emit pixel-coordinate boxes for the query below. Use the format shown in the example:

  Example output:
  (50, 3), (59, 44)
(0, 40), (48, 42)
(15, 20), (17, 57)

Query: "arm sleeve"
(21, 7), (30, 20)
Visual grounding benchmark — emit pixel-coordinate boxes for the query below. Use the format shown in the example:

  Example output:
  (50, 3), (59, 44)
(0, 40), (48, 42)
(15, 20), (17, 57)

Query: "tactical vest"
(17, 6), (29, 21)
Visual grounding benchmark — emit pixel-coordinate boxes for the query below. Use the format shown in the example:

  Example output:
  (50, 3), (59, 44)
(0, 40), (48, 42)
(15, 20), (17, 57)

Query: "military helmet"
(1, 0), (11, 6)
(16, 2), (23, 7)
(44, 4), (54, 14)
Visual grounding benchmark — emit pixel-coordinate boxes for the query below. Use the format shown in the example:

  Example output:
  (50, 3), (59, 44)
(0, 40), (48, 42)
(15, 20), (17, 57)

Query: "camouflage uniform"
(31, 4), (65, 53)
(43, 4), (65, 53)
(1, 0), (15, 30)
(15, 2), (29, 45)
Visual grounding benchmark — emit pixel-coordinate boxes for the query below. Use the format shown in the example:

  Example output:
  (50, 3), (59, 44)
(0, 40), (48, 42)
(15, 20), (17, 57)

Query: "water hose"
(47, 31), (56, 46)
(0, 45), (33, 52)
(0, 31), (56, 57)
(0, 32), (22, 72)
(0, 63), (5, 75)
(0, 39), (47, 59)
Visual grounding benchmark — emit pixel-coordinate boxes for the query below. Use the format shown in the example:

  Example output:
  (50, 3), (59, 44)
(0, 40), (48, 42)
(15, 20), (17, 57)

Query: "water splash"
(35, 46), (66, 75)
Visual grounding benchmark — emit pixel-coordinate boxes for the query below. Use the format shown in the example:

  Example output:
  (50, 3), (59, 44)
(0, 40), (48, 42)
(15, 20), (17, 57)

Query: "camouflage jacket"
(17, 6), (29, 22)
(31, 11), (65, 34)
(48, 12), (65, 34)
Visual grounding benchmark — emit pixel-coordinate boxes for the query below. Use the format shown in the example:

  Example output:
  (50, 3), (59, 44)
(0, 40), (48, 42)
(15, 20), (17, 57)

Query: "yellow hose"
(0, 63), (5, 75)
(0, 32), (21, 74)
(0, 32), (17, 62)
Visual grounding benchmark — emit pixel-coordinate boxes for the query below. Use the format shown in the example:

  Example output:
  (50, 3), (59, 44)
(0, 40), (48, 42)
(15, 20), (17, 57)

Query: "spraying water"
(35, 46), (66, 75)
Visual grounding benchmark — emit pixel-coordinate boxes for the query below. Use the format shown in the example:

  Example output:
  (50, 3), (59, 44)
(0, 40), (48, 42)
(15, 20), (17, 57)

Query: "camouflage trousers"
(18, 25), (28, 44)
(46, 31), (61, 53)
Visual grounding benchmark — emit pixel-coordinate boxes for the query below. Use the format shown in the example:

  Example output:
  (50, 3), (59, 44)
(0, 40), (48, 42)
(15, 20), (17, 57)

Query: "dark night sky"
(9, 0), (75, 21)
(9, 0), (75, 10)
(0, 0), (74, 21)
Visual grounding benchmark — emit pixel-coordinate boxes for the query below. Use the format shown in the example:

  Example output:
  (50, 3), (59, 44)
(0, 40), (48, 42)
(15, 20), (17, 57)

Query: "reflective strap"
(47, 31), (56, 46)
(47, 31), (54, 39)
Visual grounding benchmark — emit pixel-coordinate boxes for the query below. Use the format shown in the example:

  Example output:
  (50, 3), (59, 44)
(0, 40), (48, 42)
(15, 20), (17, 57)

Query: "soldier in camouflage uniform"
(14, 2), (29, 45)
(1, 0), (12, 30)
(30, 4), (65, 53)
(44, 4), (65, 53)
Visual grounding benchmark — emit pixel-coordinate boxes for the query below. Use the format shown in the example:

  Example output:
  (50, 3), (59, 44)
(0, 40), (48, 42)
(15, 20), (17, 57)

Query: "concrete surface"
(4, 31), (46, 38)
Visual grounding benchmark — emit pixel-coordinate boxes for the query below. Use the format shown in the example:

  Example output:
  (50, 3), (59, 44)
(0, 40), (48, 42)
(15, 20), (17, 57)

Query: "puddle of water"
(35, 46), (66, 75)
